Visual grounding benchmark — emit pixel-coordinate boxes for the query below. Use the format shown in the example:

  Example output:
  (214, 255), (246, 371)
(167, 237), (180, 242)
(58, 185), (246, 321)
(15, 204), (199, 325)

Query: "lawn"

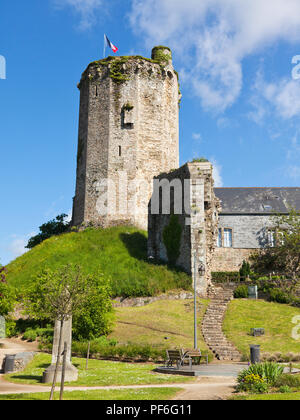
(5, 353), (195, 386)
(0, 388), (182, 401)
(231, 392), (300, 400)
(109, 299), (210, 351)
(223, 299), (300, 357)
(6, 226), (191, 297)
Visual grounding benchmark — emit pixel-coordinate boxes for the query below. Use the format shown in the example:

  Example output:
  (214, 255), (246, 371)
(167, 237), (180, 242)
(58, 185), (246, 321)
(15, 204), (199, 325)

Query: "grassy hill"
(109, 299), (210, 351)
(6, 226), (192, 297)
(224, 299), (300, 358)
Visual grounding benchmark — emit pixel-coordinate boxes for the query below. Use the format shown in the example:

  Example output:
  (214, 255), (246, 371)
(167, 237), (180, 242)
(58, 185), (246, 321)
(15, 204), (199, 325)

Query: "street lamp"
(193, 255), (206, 350)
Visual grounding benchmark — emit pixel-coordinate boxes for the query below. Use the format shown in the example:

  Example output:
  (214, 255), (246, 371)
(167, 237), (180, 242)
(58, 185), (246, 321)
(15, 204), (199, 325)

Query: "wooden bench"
(182, 349), (209, 368)
(165, 349), (184, 368)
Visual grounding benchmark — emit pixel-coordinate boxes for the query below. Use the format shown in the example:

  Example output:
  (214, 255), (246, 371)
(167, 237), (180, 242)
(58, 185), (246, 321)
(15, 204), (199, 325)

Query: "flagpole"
(103, 34), (106, 58)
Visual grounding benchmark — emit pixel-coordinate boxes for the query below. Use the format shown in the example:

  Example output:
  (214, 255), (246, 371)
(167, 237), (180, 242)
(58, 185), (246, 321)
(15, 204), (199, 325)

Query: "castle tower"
(72, 47), (180, 230)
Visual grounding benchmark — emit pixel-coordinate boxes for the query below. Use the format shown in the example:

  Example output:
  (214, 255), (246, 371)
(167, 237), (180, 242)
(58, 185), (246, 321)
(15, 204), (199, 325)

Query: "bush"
(211, 272), (240, 283)
(239, 261), (251, 279)
(5, 319), (17, 338)
(252, 382), (269, 394)
(269, 288), (292, 304)
(236, 373), (268, 393)
(23, 329), (38, 342)
(23, 327), (53, 343)
(234, 285), (249, 299)
(71, 340), (167, 362)
(275, 374), (300, 388)
(238, 362), (284, 386)
(279, 385), (291, 393)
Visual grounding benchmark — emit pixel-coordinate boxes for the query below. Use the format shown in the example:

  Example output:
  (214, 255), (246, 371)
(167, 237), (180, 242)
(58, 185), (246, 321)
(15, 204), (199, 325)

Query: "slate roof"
(214, 188), (300, 214)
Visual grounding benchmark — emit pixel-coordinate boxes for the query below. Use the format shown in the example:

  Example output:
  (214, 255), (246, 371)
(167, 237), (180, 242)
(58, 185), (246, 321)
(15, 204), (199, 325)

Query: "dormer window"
(263, 204), (272, 211)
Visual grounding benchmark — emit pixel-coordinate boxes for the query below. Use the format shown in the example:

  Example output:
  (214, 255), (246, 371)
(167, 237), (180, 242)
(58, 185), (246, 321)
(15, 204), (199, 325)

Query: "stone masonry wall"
(218, 214), (276, 248)
(148, 161), (219, 296)
(211, 214), (274, 272)
(73, 48), (180, 230)
(211, 248), (255, 272)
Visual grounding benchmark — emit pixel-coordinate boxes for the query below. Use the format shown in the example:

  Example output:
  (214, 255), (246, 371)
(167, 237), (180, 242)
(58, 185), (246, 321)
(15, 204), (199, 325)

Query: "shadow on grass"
(119, 232), (148, 261)
(119, 232), (189, 274)
(8, 374), (42, 383)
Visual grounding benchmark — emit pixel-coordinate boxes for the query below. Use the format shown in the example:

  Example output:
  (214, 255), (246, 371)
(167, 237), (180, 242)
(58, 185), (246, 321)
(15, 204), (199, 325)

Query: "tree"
(26, 214), (70, 249)
(239, 260), (251, 280)
(24, 264), (113, 400)
(72, 273), (114, 369)
(72, 273), (113, 341)
(251, 208), (300, 283)
(0, 266), (15, 317)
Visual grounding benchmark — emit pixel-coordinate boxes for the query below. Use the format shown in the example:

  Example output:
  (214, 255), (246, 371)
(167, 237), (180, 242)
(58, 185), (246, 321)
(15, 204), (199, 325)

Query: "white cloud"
(249, 70), (300, 121)
(9, 238), (27, 259)
(288, 165), (300, 180)
(8, 232), (36, 260)
(53, 0), (103, 30)
(130, 0), (300, 112)
(192, 133), (202, 141)
(210, 158), (224, 187)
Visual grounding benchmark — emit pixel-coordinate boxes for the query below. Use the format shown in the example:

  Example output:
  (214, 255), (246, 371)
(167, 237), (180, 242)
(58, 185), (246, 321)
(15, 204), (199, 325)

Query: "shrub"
(234, 285), (249, 299)
(275, 374), (300, 388)
(279, 385), (291, 393)
(238, 362), (284, 386)
(211, 272), (240, 283)
(5, 319), (17, 338)
(71, 340), (167, 362)
(269, 288), (292, 304)
(23, 329), (38, 342)
(252, 382), (269, 394)
(239, 261), (251, 279)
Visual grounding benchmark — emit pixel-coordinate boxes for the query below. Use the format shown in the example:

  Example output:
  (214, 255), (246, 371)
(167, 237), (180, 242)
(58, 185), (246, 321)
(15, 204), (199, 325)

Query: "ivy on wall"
(163, 215), (182, 266)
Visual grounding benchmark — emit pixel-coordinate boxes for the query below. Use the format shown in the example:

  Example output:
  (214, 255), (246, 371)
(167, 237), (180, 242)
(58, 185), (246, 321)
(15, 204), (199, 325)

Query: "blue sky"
(1, 0), (300, 264)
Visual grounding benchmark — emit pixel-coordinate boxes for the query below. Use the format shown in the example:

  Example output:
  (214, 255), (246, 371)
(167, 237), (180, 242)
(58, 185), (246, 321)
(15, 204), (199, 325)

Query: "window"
(267, 230), (276, 247)
(223, 228), (233, 248)
(118, 146), (122, 157)
(217, 228), (222, 247)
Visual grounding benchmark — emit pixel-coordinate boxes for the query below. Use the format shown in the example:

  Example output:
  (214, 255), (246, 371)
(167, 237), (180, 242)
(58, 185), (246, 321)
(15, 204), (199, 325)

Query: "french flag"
(104, 34), (118, 53)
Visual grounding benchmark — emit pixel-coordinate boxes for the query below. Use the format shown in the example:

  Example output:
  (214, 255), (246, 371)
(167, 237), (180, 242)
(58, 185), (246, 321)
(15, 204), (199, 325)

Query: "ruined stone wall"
(72, 47), (180, 230)
(211, 248), (255, 272)
(148, 161), (219, 296)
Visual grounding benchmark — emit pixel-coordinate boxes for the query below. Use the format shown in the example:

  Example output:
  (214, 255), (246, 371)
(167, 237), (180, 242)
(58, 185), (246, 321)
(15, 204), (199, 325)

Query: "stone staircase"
(202, 284), (241, 361)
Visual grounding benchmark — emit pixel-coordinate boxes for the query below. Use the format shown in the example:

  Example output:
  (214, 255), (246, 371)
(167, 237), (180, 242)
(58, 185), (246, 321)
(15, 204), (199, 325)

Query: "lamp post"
(193, 253), (205, 350)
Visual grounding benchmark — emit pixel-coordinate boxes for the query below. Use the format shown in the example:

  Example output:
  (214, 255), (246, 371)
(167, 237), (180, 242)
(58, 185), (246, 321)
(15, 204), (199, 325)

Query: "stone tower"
(72, 47), (180, 230)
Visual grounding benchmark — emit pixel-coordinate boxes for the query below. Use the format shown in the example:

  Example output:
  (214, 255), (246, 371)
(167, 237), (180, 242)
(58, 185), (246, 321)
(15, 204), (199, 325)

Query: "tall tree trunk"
(50, 319), (64, 401)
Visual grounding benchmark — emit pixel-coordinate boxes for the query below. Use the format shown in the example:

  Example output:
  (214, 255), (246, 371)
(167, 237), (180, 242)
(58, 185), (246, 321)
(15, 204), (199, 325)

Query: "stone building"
(147, 161), (220, 295)
(72, 46), (300, 296)
(72, 47), (180, 230)
(212, 187), (300, 272)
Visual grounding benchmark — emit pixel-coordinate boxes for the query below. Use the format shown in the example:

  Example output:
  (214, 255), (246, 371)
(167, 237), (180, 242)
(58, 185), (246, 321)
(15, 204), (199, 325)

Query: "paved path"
(0, 338), (38, 372)
(0, 376), (236, 400)
(0, 338), (237, 400)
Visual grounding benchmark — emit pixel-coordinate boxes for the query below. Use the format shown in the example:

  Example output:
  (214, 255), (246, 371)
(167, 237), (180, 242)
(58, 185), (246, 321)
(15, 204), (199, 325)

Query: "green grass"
(6, 226), (191, 297)
(5, 353), (195, 386)
(223, 299), (300, 357)
(231, 392), (300, 400)
(0, 388), (182, 401)
(109, 299), (211, 352)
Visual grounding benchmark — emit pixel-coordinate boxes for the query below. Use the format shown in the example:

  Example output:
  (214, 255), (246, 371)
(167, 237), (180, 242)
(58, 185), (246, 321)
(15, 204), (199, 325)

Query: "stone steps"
(202, 285), (242, 362)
